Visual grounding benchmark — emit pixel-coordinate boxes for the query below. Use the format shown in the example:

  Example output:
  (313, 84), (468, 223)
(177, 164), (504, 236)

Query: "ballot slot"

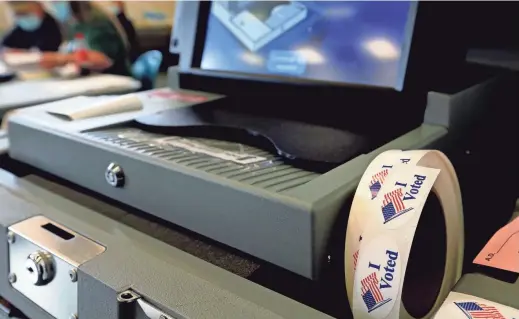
(41, 222), (75, 241)
(81, 121), (340, 178)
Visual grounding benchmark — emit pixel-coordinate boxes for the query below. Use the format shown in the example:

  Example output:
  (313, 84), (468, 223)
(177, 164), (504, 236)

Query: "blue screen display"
(201, 1), (416, 91)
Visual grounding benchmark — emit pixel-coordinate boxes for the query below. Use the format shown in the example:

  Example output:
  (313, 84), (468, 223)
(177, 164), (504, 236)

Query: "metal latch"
(8, 216), (106, 319)
(117, 290), (178, 319)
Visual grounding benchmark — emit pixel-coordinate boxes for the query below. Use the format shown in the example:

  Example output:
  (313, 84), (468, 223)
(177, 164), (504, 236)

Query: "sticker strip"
(345, 150), (464, 319)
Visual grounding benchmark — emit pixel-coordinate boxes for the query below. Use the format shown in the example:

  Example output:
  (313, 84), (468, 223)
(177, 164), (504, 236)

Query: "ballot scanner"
(4, 1), (519, 318)
(5, 0), (508, 278)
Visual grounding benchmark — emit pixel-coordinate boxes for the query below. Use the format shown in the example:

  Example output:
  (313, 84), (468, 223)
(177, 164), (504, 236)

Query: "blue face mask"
(51, 1), (71, 23)
(16, 15), (43, 32)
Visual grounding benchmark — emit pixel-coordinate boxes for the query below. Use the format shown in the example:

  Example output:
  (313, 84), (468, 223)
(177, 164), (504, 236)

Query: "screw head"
(69, 269), (78, 283)
(7, 232), (15, 244)
(69, 314), (78, 319)
(8, 273), (16, 284)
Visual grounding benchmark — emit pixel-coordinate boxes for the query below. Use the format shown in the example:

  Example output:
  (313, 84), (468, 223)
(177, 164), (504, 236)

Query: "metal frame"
(0, 169), (333, 319)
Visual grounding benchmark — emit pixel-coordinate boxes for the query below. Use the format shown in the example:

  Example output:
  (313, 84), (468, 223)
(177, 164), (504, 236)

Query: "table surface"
(0, 74), (141, 112)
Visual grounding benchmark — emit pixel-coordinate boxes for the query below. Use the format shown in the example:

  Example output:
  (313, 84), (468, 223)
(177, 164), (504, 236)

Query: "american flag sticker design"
(361, 272), (392, 313)
(369, 169), (389, 199)
(454, 301), (505, 319)
(381, 188), (414, 224)
(353, 250), (359, 270)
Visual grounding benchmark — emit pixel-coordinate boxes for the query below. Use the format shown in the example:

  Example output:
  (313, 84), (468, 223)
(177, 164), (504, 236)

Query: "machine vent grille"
(83, 129), (319, 193)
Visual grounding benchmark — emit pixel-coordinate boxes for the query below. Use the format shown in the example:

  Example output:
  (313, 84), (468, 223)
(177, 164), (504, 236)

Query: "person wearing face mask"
(1, 1), (62, 52)
(40, 1), (131, 76)
(109, 1), (139, 62)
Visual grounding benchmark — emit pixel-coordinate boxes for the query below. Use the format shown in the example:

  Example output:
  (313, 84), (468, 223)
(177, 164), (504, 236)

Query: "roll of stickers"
(433, 292), (519, 318)
(344, 150), (464, 319)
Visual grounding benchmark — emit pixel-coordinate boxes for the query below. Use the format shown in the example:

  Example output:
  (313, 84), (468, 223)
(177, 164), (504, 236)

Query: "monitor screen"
(200, 1), (417, 91)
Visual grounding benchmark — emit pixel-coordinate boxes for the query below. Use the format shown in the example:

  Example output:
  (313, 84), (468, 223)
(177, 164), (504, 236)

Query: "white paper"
(55, 74), (140, 95)
(47, 94), (143, 121)
(434, 292), (519, 318)
(3, 52), (42, 67)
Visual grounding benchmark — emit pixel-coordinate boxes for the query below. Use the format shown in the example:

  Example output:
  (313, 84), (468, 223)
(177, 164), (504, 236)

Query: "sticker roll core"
(344, 150), (464, 319)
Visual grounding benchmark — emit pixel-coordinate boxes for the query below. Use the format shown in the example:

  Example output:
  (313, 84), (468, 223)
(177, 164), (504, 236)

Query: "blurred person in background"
(40, 1), (131, 76)
(1, 1), (62, 52)
(109, 1), (139, 62)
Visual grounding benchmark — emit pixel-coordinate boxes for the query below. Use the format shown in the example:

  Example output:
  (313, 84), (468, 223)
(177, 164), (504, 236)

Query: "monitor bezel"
(174, 1), (422, 93)
(170, 1), (466, 137)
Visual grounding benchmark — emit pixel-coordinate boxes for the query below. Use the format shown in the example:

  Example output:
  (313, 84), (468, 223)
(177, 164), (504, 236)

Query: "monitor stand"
(135, 100), (370, 164)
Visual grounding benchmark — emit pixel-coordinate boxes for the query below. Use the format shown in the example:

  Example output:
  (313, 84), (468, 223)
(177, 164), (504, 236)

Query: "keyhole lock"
(25, 251), (55, 286)
(105, 163), (125, 187)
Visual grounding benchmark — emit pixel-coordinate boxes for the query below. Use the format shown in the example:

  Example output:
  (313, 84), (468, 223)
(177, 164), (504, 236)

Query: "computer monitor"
(199, 1), (417, 91)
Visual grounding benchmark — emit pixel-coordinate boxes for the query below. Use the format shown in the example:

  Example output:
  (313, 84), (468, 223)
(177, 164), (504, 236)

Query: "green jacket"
(72, 15), (131, 76)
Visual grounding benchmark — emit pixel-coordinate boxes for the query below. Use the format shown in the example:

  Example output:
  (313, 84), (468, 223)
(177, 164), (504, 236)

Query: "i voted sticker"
(367, 156), (417, 200)
(368, 167), (391, 199)
(348, 150), (463, 319)
(376, 167), (439, 230)
(354, 235), (401, 318)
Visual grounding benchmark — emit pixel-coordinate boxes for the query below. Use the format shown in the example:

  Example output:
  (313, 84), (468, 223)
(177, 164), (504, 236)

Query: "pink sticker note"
(473, 216), (519, 273)
(147, 89), (208, 103)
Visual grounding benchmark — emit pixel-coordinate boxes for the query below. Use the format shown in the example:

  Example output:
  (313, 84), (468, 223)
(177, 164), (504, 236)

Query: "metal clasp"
(117, 290), (177, 319)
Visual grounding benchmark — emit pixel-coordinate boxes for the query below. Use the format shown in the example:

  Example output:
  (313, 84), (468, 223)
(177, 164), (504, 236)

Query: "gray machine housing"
(0, 169), (333, 319)
(5, 1), (513, 280)
(6, 73), (506, 281)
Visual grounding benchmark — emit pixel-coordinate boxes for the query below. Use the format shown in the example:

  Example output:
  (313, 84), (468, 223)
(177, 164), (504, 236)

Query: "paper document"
(3, 52), (42, 67)
(47, 95), (143, 120)
(473, 216), (519, 273)
(55, 74), (140, 95)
